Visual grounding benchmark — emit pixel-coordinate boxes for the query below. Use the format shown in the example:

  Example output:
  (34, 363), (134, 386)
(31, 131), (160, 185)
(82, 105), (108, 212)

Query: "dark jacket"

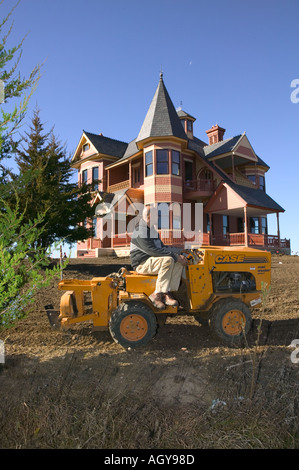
(130, 220), (181, 269)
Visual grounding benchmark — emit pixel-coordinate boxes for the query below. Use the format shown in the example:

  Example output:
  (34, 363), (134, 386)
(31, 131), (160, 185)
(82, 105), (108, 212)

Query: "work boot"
(149, 292), (166, 310)
(164, 292), (179, 307)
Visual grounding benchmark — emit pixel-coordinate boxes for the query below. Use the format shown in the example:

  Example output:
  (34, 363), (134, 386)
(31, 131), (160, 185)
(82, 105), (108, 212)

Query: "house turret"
(136, 72), (187, 147)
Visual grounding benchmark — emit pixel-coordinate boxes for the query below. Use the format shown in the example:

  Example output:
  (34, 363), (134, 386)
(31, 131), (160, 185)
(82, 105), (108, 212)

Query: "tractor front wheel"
(209, 298), (252, 346)
(109, 302), (157, 348)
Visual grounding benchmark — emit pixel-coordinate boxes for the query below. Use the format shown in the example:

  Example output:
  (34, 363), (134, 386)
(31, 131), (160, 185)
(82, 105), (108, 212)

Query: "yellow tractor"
(45, 247), (271, 348)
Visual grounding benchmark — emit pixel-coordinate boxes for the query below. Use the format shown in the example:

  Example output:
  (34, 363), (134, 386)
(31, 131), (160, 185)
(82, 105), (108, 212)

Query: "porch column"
(208, 212), (213, 245)
(111, 212), (115, 248)
(244, 205), (248, 246)
(276, 212), (281, 247)
(107, 169), (110, 191)
(98, 217), (103, 248)
(232, 153), (235, 182)
(129, 161), (132, 188)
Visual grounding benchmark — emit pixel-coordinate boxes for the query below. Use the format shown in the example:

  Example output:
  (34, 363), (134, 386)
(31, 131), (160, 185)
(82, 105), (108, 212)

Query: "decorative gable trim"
(232, 134), (258, 162)
(72, 132), (98, 164)
(204, 182), (246, 214)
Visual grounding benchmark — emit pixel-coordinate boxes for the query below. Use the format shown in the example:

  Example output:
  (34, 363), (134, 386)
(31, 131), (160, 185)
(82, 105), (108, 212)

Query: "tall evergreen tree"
(0, 2), (62, 329)
(10, 108), (96, 250)
(0, 0), (40, 177)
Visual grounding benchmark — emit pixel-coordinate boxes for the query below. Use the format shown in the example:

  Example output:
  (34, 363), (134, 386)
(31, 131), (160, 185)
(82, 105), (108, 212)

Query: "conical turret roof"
(136, 73), (187, 143)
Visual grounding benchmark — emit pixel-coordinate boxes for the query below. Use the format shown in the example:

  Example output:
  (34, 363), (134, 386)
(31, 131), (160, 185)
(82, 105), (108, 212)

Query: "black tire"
(209, 298), (252, 346)
(109, 302), (157, 348)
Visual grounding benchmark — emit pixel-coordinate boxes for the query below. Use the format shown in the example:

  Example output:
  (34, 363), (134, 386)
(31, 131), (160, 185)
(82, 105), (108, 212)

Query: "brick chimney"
(206, 124), (226, 145)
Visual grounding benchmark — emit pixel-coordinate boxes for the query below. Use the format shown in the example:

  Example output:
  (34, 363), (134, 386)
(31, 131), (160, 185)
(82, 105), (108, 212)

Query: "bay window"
(171, 150), (180, 176)
(145, 151), (153, 176)
(172, 203), (181, 229)
(156, 149), (168, 174)
(158, 203), (170, 229)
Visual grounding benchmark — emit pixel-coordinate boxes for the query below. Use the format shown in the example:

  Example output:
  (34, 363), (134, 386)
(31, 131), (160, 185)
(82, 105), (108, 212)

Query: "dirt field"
(1, 254), (299, 449)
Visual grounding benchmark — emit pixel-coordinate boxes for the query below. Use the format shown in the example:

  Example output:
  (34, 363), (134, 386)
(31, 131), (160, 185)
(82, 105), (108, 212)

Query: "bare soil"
(1, 254), (299, 449)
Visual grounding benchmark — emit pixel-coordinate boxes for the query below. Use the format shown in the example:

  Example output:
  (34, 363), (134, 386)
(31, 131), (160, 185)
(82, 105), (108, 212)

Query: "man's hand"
(177, 254), (188, 266)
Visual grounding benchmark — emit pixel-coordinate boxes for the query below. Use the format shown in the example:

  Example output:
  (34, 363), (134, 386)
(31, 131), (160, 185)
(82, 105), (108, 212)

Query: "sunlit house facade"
(71, 74), (290, 257)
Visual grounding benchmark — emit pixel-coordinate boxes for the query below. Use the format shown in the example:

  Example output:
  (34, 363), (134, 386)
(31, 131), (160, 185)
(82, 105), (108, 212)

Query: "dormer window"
(83, 143), (89, 152)
(181, 119), (192, 133)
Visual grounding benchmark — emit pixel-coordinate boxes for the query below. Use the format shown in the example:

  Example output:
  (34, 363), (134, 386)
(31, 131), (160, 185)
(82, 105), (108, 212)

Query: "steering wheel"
(182, 249), (204, 264)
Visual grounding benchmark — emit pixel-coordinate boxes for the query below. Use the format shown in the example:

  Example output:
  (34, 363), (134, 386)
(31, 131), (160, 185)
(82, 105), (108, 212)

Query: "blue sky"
(2, 0), (299, 254)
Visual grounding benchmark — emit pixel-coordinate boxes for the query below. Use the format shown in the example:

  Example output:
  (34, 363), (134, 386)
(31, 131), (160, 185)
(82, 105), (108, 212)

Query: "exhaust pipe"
(45, 304), (61, 329)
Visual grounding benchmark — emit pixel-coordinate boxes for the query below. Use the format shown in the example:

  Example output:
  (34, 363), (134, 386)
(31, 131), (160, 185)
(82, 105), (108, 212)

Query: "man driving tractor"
(130, 205), (188, 310)
(50, 204), (270, 348)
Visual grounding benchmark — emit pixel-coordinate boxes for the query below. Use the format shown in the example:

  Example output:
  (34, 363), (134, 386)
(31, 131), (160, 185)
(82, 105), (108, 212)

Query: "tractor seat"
(127, 270), (157, 277)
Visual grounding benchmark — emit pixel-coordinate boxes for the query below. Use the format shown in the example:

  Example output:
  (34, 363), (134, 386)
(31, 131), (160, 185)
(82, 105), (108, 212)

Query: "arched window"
(172, 203), (181, 230)
(157, 203), (170, 229)
(198, 168), (213, 191)
(198, 168), (213, 180)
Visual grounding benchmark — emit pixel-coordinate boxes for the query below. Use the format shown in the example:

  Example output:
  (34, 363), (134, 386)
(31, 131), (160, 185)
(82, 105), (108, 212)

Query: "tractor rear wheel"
(109, 302), (157, 348)
(209, 298), (252, 346)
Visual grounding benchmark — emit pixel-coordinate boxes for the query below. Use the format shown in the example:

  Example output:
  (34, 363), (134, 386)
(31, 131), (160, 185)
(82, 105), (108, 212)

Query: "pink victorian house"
(71, 73), (290, 257)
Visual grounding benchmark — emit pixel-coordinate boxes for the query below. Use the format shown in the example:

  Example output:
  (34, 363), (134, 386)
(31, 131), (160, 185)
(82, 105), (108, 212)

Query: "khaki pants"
(136, 256), (184, 293)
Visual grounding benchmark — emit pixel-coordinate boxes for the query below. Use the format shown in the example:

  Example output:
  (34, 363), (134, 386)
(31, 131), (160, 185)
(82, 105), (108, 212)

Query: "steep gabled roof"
(136, 73), (187, 143)
(105, 138), (140, 169)
(203, 135), (243, 158)
(202, 152), (284, 214)
(203, 133), (269, 169)
(83, 131), (128, 158)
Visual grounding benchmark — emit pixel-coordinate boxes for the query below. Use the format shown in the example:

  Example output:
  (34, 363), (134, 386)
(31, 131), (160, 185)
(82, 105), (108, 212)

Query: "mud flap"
(45, 304), (61, 329)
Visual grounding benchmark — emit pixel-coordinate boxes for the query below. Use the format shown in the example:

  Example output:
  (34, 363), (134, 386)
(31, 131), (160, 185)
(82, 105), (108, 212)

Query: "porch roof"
(105, 137), (140, 169)
(232, 183), (285, 213)
(204, 181), (285, 217)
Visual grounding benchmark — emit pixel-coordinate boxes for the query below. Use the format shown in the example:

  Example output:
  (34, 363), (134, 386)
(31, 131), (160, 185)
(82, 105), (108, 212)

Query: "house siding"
(73, 76), (289, 256)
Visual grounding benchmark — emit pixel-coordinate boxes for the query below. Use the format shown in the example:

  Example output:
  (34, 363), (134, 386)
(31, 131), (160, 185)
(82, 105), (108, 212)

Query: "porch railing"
(184, 231), (211, 245)
(264, 235), (290, 249)
(113, 230), (185, 247)
(113, 232), (132, 247)
(107, 179), (130, 193)
(222, 233), (290, 249)
(95, 231), (290, 250)
(184, 178), (216, 192)
(111, 230), (210, 247)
